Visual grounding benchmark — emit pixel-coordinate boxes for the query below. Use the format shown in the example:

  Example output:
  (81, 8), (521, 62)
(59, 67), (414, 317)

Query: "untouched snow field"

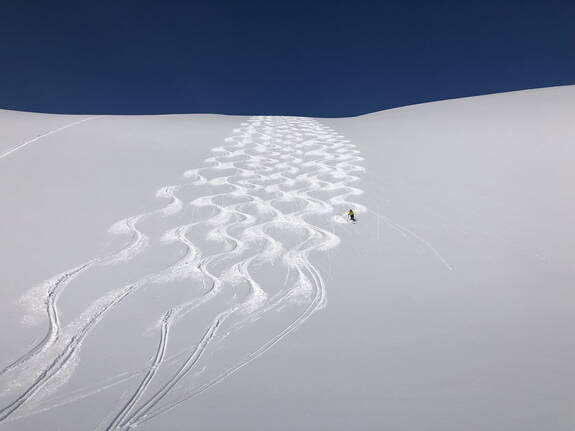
(1, 86), (575, 430)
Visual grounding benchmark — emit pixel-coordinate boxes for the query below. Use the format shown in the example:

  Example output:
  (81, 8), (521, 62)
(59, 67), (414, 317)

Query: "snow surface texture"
(1, 86), (575, 430)
(0, 115), (364, 430)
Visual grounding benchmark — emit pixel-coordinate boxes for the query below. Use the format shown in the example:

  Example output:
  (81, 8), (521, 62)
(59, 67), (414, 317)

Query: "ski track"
(370, 210), (453, 271)
(1, 184), (187, 382)
(0, 116), (365, 429)
(0, 116), (100, 161)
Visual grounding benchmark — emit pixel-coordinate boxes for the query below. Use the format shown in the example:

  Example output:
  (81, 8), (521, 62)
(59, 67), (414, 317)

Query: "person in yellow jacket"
(347, 209), (356, 223)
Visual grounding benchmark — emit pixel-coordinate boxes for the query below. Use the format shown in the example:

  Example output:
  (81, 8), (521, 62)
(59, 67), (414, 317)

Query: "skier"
(348, 209), (356, 223)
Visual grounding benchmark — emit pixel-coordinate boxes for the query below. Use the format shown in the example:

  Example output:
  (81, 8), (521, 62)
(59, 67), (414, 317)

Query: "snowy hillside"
(1, 86), (574, 430)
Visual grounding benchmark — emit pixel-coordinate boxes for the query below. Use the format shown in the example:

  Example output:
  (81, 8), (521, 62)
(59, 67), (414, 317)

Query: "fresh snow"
(1, 86), (575, 430)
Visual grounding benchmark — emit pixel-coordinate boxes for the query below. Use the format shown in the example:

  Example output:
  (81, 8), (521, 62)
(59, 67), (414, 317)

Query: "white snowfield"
(1, 86), (574, 430)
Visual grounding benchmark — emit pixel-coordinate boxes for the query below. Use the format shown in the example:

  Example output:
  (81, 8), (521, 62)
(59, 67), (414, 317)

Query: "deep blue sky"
(1, 0), (573, 117)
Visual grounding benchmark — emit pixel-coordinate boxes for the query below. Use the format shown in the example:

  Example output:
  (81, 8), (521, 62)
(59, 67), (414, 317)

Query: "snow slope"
(1, 86), (575, 430)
